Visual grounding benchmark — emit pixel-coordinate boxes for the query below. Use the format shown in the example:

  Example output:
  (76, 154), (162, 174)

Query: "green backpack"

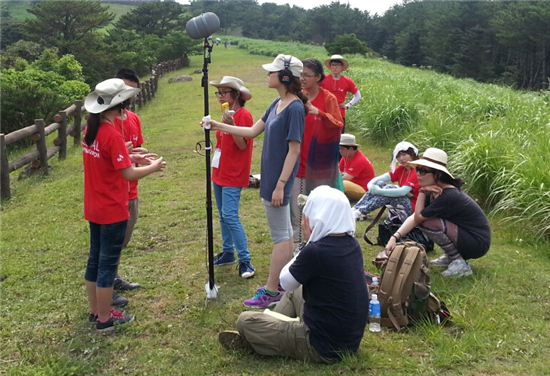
(377, 241), (450, 330)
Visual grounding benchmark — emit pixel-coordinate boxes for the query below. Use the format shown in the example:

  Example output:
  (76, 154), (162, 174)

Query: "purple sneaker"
(244, 288), (282, 309)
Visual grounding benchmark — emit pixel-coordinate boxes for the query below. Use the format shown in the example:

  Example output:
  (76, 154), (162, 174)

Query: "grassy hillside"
(1, 44), (549, 375)
(3, 0), (136, 23)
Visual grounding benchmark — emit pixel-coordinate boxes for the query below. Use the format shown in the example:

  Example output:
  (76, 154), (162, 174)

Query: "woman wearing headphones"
(205, 54), (306, 308)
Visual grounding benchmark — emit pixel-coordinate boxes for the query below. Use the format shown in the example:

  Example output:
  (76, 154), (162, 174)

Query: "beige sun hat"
(209, 76), (252, 101)
(325, 54), (349, 70)
(261, 54), (303, 78)
(409, 147), (455, 179)
(339, 133), (358, 146)
(84, 78), (140, 114)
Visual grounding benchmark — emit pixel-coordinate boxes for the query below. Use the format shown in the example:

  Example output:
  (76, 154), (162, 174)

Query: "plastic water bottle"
(369, 293), (381, 333)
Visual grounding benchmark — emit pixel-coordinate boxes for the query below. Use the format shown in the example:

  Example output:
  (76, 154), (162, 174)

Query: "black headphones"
(278, 56), (292, 85)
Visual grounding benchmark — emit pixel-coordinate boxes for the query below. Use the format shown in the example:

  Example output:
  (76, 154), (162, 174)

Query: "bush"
(0, 68), (89, 136)
(325, 33), (368, 55)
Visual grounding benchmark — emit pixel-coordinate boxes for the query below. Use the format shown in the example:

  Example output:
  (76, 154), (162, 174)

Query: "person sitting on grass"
(352, 141), (419, 220)
(338, 133), (375, 203)
(382, 148), (491, 278)
(218, 185), (368, 363)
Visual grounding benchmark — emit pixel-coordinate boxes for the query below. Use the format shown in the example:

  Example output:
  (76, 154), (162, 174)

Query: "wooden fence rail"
(0, 57), (185, 200)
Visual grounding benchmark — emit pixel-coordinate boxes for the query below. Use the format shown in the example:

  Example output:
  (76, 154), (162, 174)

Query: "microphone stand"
(201, 36), (218, 300)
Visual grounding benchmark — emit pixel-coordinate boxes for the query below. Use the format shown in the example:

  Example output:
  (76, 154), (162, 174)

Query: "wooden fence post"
(58, 111), (67, 160)
(35, 119), (48, 174)
(0, 134), (10, 200)
(73, 100), (83, 146)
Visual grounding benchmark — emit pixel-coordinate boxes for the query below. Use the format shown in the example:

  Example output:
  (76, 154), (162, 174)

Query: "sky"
(177, 0), (403, 16)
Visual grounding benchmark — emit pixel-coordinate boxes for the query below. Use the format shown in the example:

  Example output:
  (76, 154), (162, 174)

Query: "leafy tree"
(325, 33), (368, 55)
(0, 3), (25, 50)
(23, 0), (114, 84)
(115, 0), (186, 37)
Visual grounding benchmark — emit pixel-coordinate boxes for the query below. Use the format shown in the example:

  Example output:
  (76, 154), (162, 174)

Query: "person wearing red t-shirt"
(352, 141), (419, 220)
(209, 76), (255, 279)
(83, 78), (166, 333)
(320, 55), (361, 131)
(291, 58), (343, 243)
(338, 133), (375, 202)
(108, 68), (151, 299)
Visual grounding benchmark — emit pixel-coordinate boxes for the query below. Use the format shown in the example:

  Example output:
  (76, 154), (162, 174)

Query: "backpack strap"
(388, 244), (420, 330)
(378, 244), (404, 329)
(363, 206), (386, 245)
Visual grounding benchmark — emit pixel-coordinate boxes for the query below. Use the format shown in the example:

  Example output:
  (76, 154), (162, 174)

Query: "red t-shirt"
(212, 108), (253, 188)
(389, 165), (419, 211)
(297, 88), (343, 178)
(114, 110), (143, 200)
(83, 123), (132, 224)
(339, 150), (375, 190)
(320, 75), (359, 119)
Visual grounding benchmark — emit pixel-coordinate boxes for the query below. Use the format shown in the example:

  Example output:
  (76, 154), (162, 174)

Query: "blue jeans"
(85, 221), (127, 288)
(213, 183), (251, 262)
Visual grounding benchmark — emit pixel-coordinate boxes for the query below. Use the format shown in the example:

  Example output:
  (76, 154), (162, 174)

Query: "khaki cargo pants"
(236, 287), (332, 363)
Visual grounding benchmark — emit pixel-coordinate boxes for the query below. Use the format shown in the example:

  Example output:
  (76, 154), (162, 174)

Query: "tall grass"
(347, 58), (550, 239)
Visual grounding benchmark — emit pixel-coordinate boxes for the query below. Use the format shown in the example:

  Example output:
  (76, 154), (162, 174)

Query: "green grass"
(2, 44), (550, 375)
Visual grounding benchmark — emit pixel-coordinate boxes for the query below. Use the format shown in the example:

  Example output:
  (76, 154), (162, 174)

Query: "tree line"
(189, 0), (550, 90)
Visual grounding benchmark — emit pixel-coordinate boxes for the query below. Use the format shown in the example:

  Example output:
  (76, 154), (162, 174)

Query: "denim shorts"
(85, 221), (128, 288)
(262, 199), (293, 244)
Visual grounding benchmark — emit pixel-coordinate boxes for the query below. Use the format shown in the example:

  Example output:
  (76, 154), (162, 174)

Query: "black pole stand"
(201, 37), (218, 300)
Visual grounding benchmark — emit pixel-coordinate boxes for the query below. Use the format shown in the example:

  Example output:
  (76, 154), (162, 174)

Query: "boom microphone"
(185, 12), (220, 39)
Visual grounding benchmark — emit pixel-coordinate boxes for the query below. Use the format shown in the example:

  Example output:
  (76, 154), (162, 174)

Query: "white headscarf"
(390, 141), (418, 173)
(302, 185), (355, 244)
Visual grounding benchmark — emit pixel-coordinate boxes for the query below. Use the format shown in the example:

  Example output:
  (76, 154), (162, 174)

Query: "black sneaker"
(112, 293), (129, 308)
(96, 309), (134, 333)
(213, 252), (236, 267)
(113, 277), (141, 291)
(88, 313), (98, 324)
(238, 261), (255, 279)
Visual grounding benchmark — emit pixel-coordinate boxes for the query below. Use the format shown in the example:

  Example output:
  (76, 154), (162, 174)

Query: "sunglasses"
(416, 167), (435, 175)
(215, 90), (233, 97)
(339, 145), (354, 150)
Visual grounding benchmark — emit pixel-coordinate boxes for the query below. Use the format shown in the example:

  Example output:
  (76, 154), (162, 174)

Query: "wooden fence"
(0, 57), (185, 201)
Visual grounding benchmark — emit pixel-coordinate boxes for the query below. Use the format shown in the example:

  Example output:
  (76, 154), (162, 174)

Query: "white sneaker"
(430, 254), (451, 268)
(353, 209), (365, 221)
(441, 258), (473, 278)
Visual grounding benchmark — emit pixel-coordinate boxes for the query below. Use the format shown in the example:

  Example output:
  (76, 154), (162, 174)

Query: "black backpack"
(363, 206), (434, 252)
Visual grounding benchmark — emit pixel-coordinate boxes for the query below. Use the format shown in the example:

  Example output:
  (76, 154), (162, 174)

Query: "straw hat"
(409, 147), (454, 179)
(325, 54), (349, 70)
(339, 133), (358, 146)
(209, 76), (252, 101)
(261, 54), (303, 78)
(84, 78), (140, 114)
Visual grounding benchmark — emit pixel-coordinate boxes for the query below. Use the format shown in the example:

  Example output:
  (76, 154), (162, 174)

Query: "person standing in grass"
(83, 78), (166, 333)
(321, 54), (361, 131)
(209, 76), (255, 279)
(290, 58), (343, 243)
(352, 141), (419, 220)
(109, 69), (147, 308)
(338, 133), (375, 202)
(205, 54), (306, 308)
(218, 186), (368, 363)
(383, 148), (491, 278)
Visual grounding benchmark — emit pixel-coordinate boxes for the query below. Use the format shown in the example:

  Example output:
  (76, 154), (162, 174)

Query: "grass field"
(1, 45), (550, 375)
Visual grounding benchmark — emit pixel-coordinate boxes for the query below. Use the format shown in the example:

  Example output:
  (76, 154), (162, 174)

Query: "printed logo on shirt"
(82, 140), (100, 158)
(117, 154), (125, 163)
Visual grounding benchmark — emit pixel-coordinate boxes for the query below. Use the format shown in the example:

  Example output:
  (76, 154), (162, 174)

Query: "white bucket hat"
(209, 76), (252, 101)
(262, 54), (303, 78)
(325, 54), (349, 70)
(84, 78), (140, 114)
(409, 147), (454, 179)
(339, 133), (358, 146)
